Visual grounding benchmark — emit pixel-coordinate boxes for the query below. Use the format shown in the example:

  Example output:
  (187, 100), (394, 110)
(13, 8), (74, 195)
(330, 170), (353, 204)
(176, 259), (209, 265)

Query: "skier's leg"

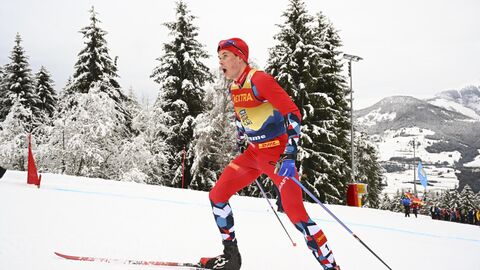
(202, 149), (261, 270)
(209, 155), (260, 243)
(260, 156), (339, 269)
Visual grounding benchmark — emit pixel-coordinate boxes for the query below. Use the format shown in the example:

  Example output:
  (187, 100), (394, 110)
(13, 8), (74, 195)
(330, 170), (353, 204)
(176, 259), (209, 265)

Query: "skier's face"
(218, 50), (245, 81)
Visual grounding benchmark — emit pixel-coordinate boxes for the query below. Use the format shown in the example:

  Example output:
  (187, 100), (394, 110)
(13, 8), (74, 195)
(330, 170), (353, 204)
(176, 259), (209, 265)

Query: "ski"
(54, 252), (208, 269)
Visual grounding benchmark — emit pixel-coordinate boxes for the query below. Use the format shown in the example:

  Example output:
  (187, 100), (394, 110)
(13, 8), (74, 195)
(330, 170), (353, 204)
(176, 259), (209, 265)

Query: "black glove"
(237, 137), (247, 153)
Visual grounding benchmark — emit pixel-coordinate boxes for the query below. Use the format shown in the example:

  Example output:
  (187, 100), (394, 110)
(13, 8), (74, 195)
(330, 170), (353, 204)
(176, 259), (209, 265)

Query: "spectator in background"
(411, 202), (419, 218)
(460, 208), (466, 223)
(401, 196), (411, 217)
(455, 208), (461, 222)
(467, 209), (474, 225)
(450, 208), (456, 222)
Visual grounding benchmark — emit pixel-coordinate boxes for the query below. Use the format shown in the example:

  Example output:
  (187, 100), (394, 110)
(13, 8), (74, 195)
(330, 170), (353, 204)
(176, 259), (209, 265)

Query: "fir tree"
(47, 79), (130, 178)
(141, 104), (172, 185)
(355, 132), (384, 208)
(116, 87), (155, 183)
(47, 7), (134, 177)
(0, 98), (32, 169)
(459, 185), (479, 210)
(150, 0), (212, 188)
(65, 6), (132, 133)
(266, 0), (351, 203)
(1, 33), (41, 130)
(67, 6), (120, 95)
(266, 0), (321, 199)
(303, 12), (351, 204)
(0, 65), (6, 121)
(440, 189), (460, 209)
(125, 87), (142, 118)
(34, 66), (58, 120)
(266, 0), (314, 102)
(379, 193), (393, 211)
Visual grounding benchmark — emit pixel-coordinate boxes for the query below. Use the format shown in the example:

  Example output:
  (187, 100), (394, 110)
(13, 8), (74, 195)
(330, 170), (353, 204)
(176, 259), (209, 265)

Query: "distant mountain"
(356, 88), (480, 193)
(427, 86), (480, 120)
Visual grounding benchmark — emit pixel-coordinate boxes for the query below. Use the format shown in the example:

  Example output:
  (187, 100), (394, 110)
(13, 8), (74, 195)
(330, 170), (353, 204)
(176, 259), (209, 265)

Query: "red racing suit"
(208, 66), (338, 269)
(209, 66), (307, 224)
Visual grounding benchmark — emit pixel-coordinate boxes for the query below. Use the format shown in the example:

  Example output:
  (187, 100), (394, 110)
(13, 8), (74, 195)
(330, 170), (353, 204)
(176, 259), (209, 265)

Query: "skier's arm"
(251, 72), (301, 157)
(251, 72), (301, 177)
(283, 112), (301, 157)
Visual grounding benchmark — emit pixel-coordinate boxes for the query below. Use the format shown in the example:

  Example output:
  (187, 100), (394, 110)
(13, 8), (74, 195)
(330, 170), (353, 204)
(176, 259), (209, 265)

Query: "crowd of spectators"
(429, 205), (480, 225)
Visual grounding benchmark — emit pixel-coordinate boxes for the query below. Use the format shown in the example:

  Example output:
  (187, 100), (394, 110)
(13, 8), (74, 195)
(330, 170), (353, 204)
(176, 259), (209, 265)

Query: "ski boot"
(200, 242), (241, 270)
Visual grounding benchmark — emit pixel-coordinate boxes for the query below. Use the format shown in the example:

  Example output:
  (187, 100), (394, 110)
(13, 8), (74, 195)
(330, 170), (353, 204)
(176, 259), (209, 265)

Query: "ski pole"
(255, 179), (297, 247)
(289, 176), (392, 270)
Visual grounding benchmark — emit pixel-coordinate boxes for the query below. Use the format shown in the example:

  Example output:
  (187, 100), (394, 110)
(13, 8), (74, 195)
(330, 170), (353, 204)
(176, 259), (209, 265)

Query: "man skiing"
(200, 38), (340, 270)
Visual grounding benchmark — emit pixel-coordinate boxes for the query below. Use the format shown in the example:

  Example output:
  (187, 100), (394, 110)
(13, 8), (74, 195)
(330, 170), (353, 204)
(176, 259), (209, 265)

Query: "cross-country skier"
(200, 38), (340, 270)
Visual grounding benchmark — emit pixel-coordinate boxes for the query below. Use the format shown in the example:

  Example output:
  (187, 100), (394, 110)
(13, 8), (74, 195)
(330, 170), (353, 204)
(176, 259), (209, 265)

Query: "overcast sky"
(1, 0), (479, 109)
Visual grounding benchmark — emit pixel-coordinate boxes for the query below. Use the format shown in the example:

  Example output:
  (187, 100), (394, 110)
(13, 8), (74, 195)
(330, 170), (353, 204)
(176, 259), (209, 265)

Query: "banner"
(417, 161), (427, 188)
(27, 134), (41, 187)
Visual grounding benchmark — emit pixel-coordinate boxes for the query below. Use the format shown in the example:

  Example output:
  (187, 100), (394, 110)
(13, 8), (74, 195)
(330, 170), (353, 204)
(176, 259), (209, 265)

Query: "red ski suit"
(209, 66), (308, 224)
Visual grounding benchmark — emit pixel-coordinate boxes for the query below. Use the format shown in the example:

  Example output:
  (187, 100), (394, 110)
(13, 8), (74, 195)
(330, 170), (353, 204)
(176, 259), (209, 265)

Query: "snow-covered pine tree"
(67, 7), (119, 94)
(459, 185), (479, 210)
(114, 87), (154, 183)
(266, 0), (314, 102)
(0, 97), (33, 169)
(190, 71), (237, 191)
(34, 66), (57, 121)
(64, 6), (132, 133)
(48, 79), (130, 178)
(355, 132), (384, 208)
(125, 87), (142, 119)
(138, 103), (172, 185)
(301, 11), (352, 204)
(391, 190), (404, 213)
(150, 0), (212, 188)
(265, 0), (321, 198)
(1, 33), (41, 131)
(44, 8), (134, 179)
(440, 189), (460, 209)
(378, 193), (393, 211)
(0, 65), (7, 121)
(266, 0), (351, 203)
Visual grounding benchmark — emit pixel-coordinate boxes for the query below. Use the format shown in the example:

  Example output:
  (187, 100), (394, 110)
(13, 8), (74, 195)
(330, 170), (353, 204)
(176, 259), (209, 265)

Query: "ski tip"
(54, 252), (68, 258)
(54, 252), (77, 260)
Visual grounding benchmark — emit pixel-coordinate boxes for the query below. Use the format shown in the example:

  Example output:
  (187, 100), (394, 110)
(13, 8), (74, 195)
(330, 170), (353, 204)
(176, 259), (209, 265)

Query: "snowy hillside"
(356, 93), (480, 194)
(370, 127), (461, 195)
(1, 171), (478, 270)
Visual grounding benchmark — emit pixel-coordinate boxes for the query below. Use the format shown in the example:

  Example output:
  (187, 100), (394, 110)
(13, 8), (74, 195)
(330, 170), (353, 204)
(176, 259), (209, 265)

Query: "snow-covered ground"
(1, 170), (478, 270)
